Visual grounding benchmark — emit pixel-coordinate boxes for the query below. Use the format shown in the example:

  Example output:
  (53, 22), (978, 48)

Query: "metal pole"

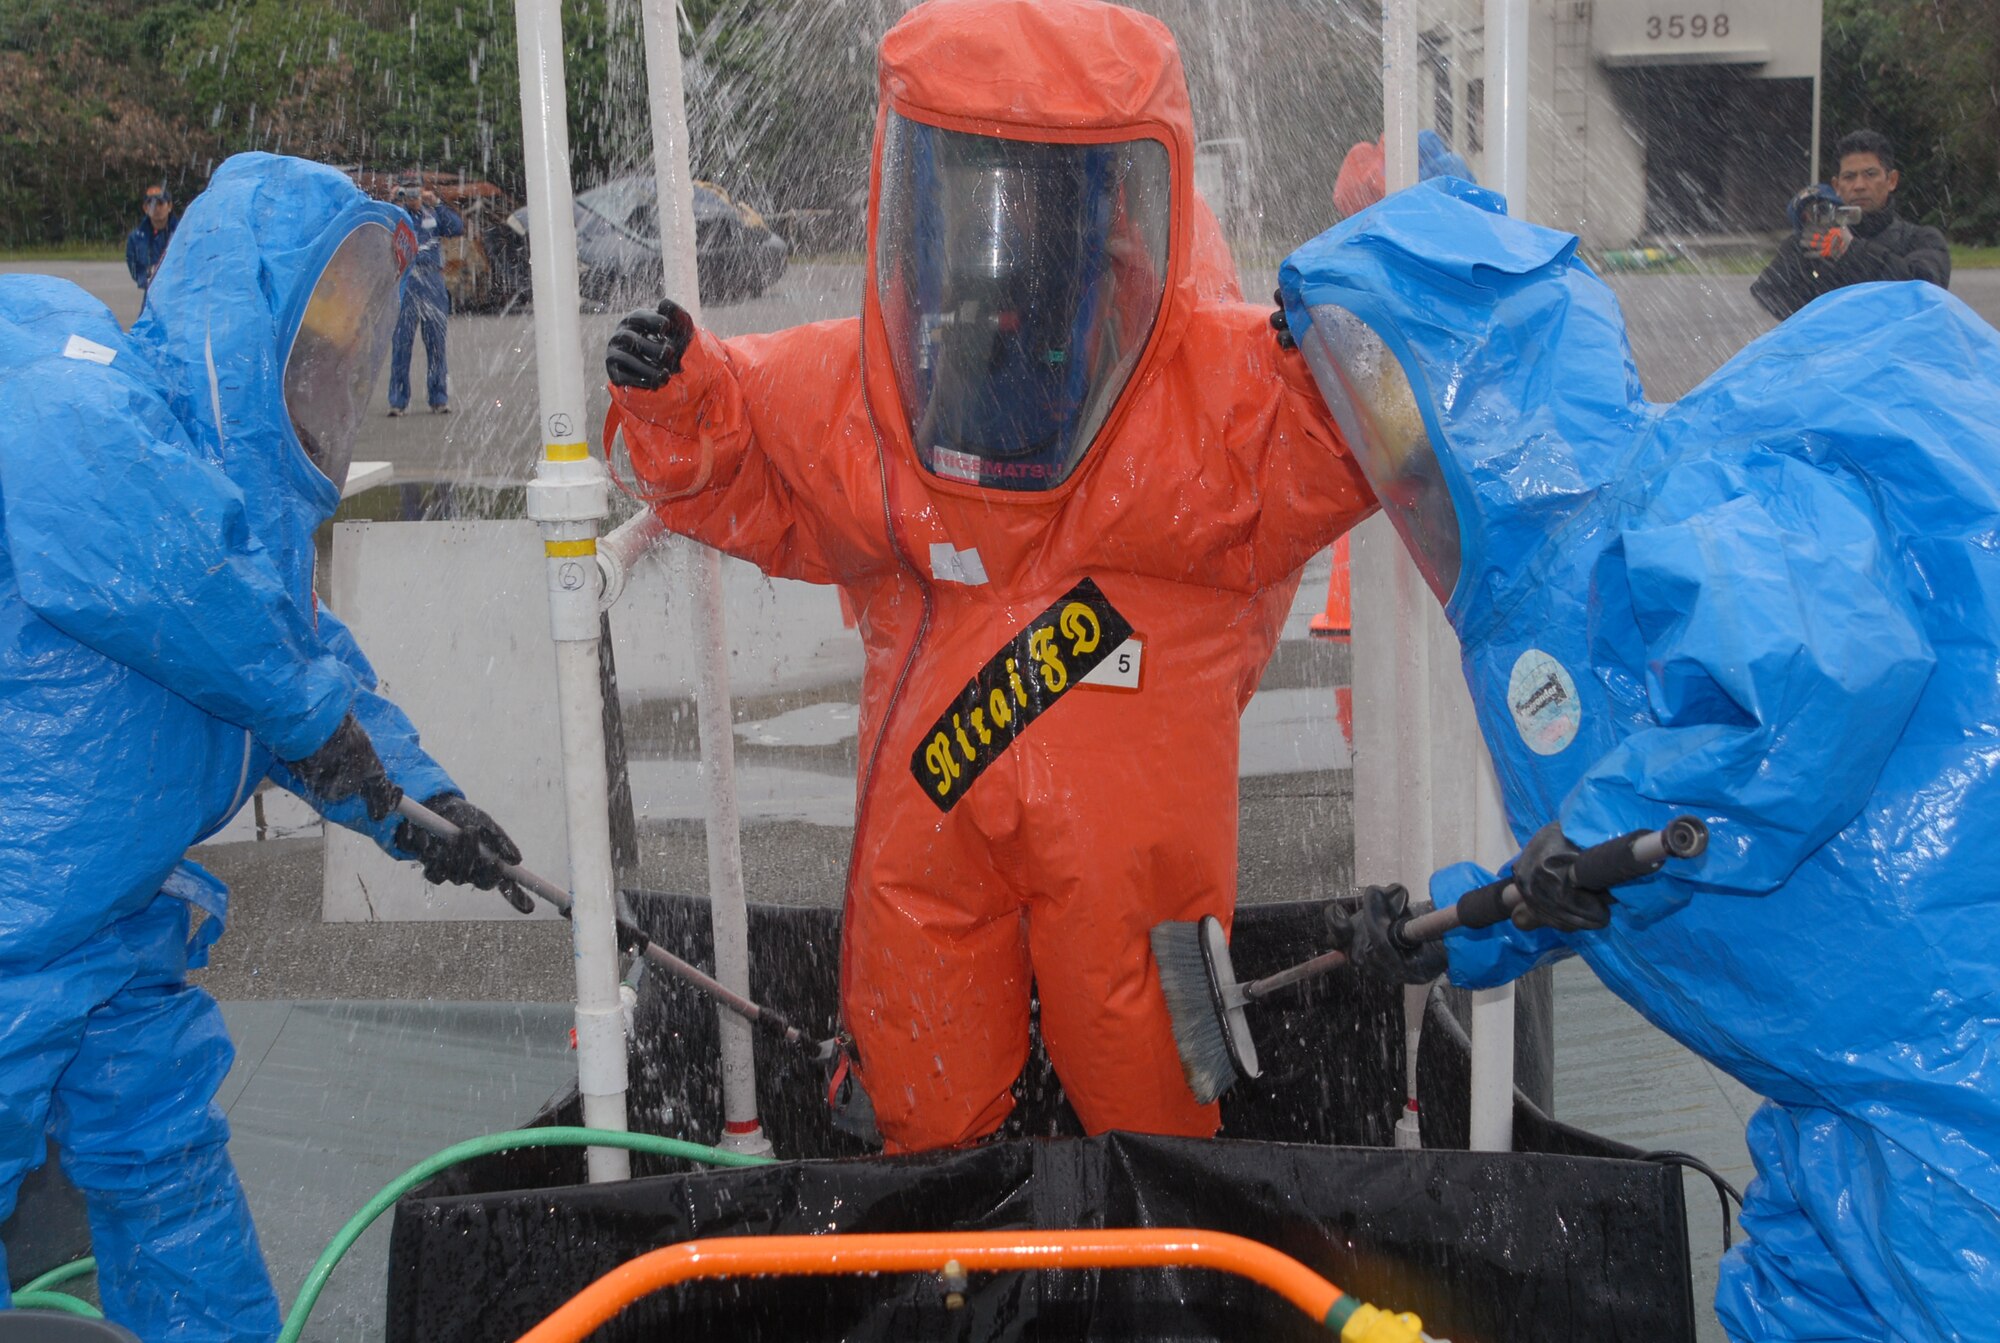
(1810, 76), (1823, 185)
(635, 0), (770, 1157)
(512, 0), (629, 1181)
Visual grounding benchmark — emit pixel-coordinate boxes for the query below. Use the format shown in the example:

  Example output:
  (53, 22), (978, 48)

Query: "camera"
(1788, 184), (1861, 233)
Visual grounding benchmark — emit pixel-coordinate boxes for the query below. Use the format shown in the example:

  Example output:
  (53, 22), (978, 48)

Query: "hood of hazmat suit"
(1280, 176), (2000, 1342)
(609, 0), (1372, 1152)
(1332, 129), (1468, 220)
(0, 154), (450, 1340)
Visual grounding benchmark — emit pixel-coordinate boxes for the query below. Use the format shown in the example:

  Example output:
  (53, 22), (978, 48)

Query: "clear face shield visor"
(283, 222), (404, 492)
(875, 114), (1171, 492)
(1294, 303), (1462, 603)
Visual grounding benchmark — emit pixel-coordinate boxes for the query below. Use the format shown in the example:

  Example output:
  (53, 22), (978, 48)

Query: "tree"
(1823, 0), (2000, 242)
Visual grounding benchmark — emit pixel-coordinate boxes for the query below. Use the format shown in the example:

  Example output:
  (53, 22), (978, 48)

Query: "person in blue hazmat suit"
(1279, 176), (2000, 1341)
(0, 152), (523, 1342)
(386, 183), (463, 415)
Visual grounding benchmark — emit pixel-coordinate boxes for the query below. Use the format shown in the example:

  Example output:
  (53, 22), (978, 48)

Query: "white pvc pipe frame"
(1471, 0), (1531, 1157)
(512, 0), (629, 1181)
(1363, 0), (1523, 1155)
(634, 0), (769, 1157)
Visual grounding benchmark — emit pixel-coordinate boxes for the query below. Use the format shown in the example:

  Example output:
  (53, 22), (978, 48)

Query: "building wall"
(1414, 0), (1821, 247)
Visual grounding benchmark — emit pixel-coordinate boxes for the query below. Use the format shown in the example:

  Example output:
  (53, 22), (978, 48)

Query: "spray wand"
(1153, 818), (1710, 1105)
(395, 797), (837, 1060)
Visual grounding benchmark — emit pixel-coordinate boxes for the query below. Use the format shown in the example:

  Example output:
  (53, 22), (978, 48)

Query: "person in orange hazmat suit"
(604, 0), (1374, 1151)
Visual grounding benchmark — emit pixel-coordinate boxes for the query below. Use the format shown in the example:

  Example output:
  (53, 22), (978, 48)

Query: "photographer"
(1752, 129), (1950, 320)
(386, 182), (463, 415)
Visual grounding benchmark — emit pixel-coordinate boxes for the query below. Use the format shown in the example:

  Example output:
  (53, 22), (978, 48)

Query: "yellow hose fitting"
(1338, 1301), (1427, 1343)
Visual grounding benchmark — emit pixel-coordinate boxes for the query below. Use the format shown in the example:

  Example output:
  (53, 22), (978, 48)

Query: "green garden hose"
(11, 1289), (101, 1318)
(21, 1256), (97, 1295)
(274, 1125), (772, 1343)
(13, 1254), (101, 1318)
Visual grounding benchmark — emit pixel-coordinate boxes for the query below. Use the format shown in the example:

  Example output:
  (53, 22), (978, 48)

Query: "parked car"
(350, 169), (519, 313)
(497, 174), (789, 310)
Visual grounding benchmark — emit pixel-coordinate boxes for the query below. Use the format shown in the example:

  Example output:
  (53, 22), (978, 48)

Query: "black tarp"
(385, 894), (1696, 1342)
(1, 1144), (90, 1286)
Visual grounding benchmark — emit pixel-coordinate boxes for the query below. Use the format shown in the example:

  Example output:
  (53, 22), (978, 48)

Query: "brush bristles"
(1151, 921), (1241, 1105)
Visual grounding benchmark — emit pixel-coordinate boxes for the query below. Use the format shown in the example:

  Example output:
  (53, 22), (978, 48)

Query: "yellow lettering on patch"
(1060, 601), (1102, 655)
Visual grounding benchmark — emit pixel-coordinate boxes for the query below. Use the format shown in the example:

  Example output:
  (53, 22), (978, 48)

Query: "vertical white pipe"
(1382, 0), (1420, 193)
(635, 0), (769, 1156)
(1485, 0), (1530, 216)
(513, 0), (628, 1181)
(1361, 0), (1439, 1155)
(1462, 0), (1536, 1156)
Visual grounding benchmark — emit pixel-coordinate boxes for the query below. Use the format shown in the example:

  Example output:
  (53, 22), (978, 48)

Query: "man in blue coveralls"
(124, 184), (175, 293)
(1283, 177), (2000, 1341)
(386, 182), (463, 416)
(0, 153), (525, 1341)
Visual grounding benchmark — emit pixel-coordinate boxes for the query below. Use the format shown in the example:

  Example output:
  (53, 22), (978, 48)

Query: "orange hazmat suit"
(609, 0), (1374, 1151)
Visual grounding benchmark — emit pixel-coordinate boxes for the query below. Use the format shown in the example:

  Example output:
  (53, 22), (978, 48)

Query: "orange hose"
(515, 1228), (1345, 1342)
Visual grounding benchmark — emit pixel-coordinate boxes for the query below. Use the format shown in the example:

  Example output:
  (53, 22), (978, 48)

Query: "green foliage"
(4, 1), (1994, 247)
(1823, 0), (2000, 242)
(0, 0), (639, 246)
(0, 0), (215, 243)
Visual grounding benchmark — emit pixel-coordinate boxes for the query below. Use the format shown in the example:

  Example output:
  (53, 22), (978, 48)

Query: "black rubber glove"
(1331, 883), (1447, 984)
(1269, 288), (1297, 351)
(395, 793), (526, 907)
(1510, 821), (1613, 932)
(606, 299), (696, 391)
(284, 714), (402, 823)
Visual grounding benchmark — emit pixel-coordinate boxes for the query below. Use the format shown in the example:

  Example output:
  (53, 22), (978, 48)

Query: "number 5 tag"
(1079, 637), (1143, 691)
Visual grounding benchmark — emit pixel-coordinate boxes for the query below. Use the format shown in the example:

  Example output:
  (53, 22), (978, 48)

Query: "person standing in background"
(124, 185), (175, 293)
(386, 183), (463, 416)
(1752, 129), (1950, 320)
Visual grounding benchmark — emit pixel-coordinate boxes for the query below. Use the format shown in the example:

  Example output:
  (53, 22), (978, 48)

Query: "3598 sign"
(1646, 12), (1730, 39)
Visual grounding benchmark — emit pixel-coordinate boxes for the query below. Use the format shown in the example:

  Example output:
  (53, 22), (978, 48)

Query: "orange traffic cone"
(1310, 537), (1355, 753)
(1310, 534), (1352, 641)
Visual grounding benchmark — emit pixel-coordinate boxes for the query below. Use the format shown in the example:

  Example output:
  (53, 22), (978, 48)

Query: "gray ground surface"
(16, 253), (1978, 1341)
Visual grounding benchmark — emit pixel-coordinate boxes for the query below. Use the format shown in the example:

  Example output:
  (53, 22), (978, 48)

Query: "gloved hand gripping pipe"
(1392, 815), (1710, 946)
(395, 798), (835, 1057)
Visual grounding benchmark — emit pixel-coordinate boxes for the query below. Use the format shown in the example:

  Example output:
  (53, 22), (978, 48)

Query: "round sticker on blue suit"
(1508, 649), (1581, 756)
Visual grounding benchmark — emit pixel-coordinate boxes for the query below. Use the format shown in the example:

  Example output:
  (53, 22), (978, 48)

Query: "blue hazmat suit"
(125, 217), (175, 291)
(0, 152), (456, 1341)
(1281, 178), (2000, 1341)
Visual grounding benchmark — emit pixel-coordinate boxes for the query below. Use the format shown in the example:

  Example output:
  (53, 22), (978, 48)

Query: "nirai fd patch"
(911, 578), (1133, 810)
